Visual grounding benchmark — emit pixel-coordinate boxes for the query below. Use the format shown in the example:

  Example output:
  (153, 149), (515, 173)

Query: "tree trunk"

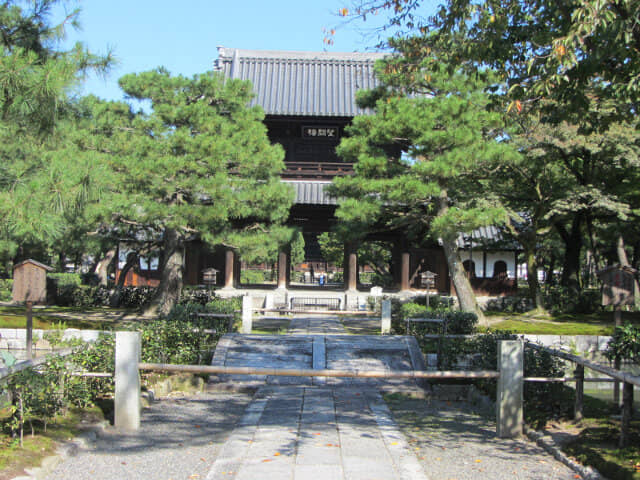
(437, 191), (486, 326)
(525, 246), (543, 309)
(616, 234), (640, 308)
(94, 248), (116, 286)
(617, 234), (631, 267)
(144, 228), (184, 317)
(116, 252), (139, 288)
(556, 216), (583, 293)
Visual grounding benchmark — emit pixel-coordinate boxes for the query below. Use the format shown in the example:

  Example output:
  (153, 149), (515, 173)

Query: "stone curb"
(523, 425), (604, 480)
(11, 421), (108, 480)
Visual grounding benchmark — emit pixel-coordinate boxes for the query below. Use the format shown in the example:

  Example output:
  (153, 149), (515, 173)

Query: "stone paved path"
(287, 315), (346, 335)
(205, 385), (427, 480)
(40, 315), (581, 480)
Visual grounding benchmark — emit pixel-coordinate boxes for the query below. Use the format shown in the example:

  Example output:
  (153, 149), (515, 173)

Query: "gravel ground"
(44, 392), (253, 480)
(384, 393), (580, 480)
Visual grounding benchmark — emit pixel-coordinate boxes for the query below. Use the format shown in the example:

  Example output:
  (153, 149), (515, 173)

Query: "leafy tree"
(0, 0), (112, 274)
(337, 0), (640, 121)
(332, 52), (518, 322)
(337, 1), (640, 301)
(496, 102), (640, 301)
(85, 70), (294, 314)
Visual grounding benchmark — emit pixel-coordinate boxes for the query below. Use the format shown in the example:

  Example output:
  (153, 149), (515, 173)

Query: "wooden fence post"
(115, 331), (141, 430)
(381, 300), (391, 335)
(497, 340), (523, 438)
(242, 295), (252, 334)
(620, 382), (634, 448)
(25, 301), (33, 360)
(574, 364), (584, 422)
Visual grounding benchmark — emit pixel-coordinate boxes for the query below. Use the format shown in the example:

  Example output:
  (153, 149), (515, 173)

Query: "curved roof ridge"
(217, 47), (388, 63)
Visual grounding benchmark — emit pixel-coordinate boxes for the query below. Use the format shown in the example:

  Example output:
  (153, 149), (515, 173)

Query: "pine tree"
(0, 1), (112, 273)
(86, 69), (294, 314)
(332, 52), (519, 322)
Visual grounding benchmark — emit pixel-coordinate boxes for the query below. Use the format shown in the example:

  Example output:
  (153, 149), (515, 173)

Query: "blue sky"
(55, 0), (434, 102)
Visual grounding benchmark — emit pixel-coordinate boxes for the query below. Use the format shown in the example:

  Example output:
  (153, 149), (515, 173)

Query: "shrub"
(240, 269), (265, 284)
(542, 286), (600, 314)
(605, 323), (640, 365)
(442, 311), (477, 334)
(116, 286), (155, 308)
(485, 295), (534, 313)
(141, 300), (238, 365)
(0, 279), (12, 301)
(48, 273), (82, 286)
(468, 332), (567, 426)
(180, 288), (216, 305)
(0, 335), (116, 442)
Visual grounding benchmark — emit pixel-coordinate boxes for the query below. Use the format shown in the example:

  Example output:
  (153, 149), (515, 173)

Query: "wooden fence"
(113, 332), (524, 439)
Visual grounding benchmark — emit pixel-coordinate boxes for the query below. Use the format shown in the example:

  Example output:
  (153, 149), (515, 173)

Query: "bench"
(290, 297), (341, 311)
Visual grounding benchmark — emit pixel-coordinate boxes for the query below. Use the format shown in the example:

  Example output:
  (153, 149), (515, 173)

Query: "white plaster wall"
(485, 251), (516, 278)
(463, 250), (517, 278)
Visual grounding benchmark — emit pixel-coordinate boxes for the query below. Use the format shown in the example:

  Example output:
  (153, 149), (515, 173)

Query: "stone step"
(209, 332), (428, 388)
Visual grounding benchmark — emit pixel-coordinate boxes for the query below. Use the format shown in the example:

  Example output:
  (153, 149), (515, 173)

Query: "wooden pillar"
(26, 301), (33, 360)
(224, 249), (235, 288)
(401, 252), (410, 291)
(344, 243), (358, 291)
(483, 251), (487, 279)
(620, 382), (634, 447)
(574, 364), (584, 421)
(277, 250), (289, 289)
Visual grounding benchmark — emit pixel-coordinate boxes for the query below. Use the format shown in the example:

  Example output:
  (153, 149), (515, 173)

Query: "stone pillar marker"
(401, 252), (410, 291)
(115, 331), (141, 430)
(381, 300), (391, 334)
(242, 295), (253, 334)
(277, 250), (289, 289)
(348, 250), (358, 290)
(497, 340), (523, 438)
(224, 249), (235, 289)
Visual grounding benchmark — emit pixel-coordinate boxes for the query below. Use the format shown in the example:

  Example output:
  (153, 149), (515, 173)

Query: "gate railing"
(113, 332), (523, 439)
(525, 342), (638, 447)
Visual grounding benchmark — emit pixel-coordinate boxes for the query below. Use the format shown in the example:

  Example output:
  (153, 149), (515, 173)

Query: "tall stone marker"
(115, 331), (141, 430)
(497, 340), (523, 438)
(381, 300), (391, 334)
(242, 295), (253, 334)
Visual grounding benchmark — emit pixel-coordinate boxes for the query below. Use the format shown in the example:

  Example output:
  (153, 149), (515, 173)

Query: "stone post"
(224, 249), (235, 289)
(277, 250), (289, 289)
(242, 295), (252, 334)
(496, 340), (523, 438)
(381, 300), (391, 334)
(115, 331), (141, 430)
(400, 252), (410, 291)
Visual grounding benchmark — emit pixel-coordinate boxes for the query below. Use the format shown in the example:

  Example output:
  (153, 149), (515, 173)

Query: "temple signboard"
(303, 126), (338, 138)
(597, 265), (637, 307)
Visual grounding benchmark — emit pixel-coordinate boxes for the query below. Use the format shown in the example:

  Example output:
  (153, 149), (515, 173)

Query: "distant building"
(117, 48), (519, 298)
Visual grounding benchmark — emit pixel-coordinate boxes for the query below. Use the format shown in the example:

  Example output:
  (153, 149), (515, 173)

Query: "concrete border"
(524, 425), (604, 480)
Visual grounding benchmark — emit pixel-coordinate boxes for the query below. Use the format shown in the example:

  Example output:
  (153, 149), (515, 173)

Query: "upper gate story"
(214, 47), (386, 180)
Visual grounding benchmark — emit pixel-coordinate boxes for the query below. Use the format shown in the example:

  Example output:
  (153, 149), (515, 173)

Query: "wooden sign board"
(598, 265), (637, 307)
(12, 259), (53, 304)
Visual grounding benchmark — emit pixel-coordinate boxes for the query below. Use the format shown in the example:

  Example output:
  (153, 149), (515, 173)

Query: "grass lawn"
(485, 309), (640, 335)
(0, 305), (137, 330)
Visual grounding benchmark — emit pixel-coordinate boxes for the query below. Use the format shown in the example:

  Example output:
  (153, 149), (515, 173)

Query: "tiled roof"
(284, 180), (337, 205)
(215, 47), (386, 117)
(457, 226), (519, 250)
